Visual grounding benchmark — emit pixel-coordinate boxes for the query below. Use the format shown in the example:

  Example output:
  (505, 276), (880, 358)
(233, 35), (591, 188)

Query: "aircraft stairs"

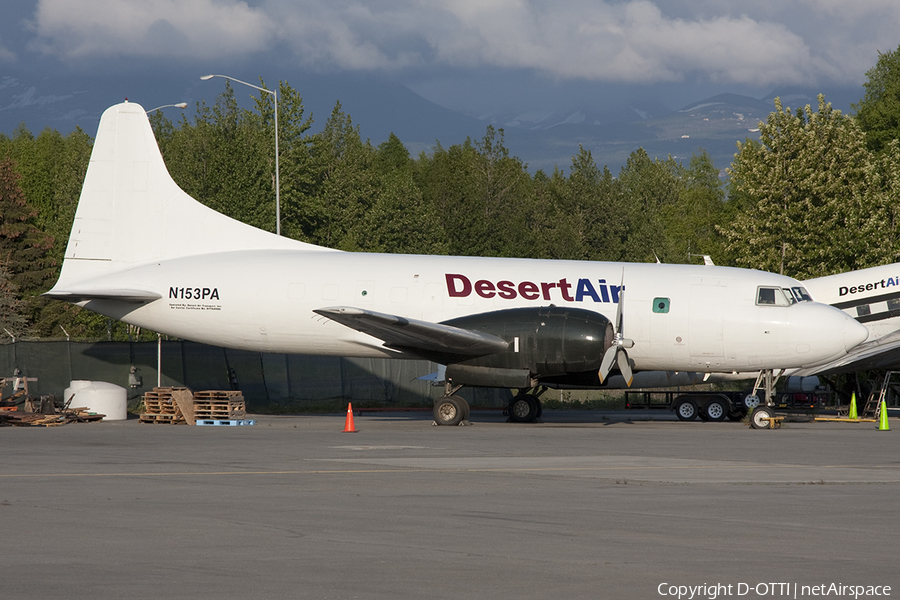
(861, 371), (900, 419)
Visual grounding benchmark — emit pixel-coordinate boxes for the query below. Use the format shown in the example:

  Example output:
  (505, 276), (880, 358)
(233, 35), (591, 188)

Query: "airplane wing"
(42, 289), (162, 303)
(791, 328), (900, 375)
(313, 306), (509, 357)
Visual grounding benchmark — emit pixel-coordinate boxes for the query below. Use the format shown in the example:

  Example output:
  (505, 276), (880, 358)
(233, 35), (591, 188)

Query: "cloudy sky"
(1, 0), (899, 130)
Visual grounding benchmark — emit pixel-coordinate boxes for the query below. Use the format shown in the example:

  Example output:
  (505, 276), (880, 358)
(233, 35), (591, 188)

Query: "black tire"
(750, 405), (775, 430)
(508, 394), (539, 423)
(727, 412), (744, 422)
(535, 398), (543, 419)
(704, 399), (728, 422)
(674, 399), (698, 421)
(433, 396), (466, 426)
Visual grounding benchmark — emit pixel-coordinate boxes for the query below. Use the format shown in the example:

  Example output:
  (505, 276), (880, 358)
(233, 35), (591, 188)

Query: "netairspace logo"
(657, 582), (892, 599)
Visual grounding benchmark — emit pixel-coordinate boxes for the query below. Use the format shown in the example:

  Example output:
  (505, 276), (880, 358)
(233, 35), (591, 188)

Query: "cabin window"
(857, 304), (871, 317)
(888, 298), (900, 313)
(652, 297), (670, 313)
(757, 286), (792, 306)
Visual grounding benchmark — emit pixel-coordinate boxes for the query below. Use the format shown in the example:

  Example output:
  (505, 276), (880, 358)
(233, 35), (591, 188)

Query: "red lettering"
(446, 274), (472, 297)
(497, 281), (516, 299)
(558, 278), (574, 302)
(518, 281), (539, 300)
(540, 281), (557, 300)
(475, 279), (496, 298)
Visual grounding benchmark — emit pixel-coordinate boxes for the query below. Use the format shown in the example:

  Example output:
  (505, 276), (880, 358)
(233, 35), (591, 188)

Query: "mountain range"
(0, 70), (862, 175)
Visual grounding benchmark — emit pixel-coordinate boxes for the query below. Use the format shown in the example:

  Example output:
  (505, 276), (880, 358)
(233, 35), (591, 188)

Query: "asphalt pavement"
(2, 409), (898, 599)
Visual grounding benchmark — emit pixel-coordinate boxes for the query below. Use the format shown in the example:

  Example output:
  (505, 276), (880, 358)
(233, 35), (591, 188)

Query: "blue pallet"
(195, 419), (256, 426)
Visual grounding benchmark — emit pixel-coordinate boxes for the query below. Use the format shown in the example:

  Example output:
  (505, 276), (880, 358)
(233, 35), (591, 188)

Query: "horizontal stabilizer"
(314, 306), (509, 357)
(43, 289), (162, 303)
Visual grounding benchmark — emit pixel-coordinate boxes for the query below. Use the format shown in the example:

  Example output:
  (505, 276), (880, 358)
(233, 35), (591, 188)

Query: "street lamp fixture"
(146, 102), (188, 114)
(200, 73), (281, 236)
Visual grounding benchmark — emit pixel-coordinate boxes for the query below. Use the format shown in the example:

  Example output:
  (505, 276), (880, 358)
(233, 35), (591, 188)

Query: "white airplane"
(795, 263), (900, 374)
(45, 101), (868, 425)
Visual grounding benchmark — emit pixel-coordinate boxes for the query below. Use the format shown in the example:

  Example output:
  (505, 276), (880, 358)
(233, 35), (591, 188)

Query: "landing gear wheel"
(674, 399), (698, 421)
(750, 405), (775, 429)
(508, 394), (539, 423)
(433, 396), (466, 426)
(704, 399), (728, 422)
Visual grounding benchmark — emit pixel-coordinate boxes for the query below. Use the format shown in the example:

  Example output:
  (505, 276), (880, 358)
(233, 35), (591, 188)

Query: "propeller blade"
(614, 272), (625, 335)
(598, 345), (617, 384)
(617, 349), (634, 387)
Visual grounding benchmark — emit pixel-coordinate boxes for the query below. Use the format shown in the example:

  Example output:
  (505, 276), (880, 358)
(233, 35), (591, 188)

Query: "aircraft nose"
(844, 315), (869, 352)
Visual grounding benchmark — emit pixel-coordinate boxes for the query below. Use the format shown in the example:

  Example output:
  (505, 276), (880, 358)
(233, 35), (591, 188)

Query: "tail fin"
(49, 101), (322, 293)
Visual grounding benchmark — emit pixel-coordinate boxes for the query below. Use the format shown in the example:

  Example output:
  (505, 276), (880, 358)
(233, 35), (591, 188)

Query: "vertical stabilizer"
(52, 101), (321, 290)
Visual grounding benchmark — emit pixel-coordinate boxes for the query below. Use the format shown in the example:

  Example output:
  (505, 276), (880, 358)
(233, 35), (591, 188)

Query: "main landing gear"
(432, 383), (471, 426)
(507, 387), (546, 423)
(431, 385), (547, 426)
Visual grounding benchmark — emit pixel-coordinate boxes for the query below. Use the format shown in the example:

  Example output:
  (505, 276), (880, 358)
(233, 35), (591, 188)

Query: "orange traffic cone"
(343, 403), (358, 433)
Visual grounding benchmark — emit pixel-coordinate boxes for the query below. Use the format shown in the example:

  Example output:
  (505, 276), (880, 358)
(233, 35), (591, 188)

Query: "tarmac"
(2, 409), (898, 600)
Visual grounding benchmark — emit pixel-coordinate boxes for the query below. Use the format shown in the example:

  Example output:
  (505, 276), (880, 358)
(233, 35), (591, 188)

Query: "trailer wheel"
(674, 399), (698, 421)
(704, 399), (728, 422)
(743, 394), (760, 410)
(750, 406), (775, 430)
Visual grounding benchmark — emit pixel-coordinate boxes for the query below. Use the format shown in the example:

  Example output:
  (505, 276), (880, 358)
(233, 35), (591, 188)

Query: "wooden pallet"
(193, 397), (246, 420)
(140, 389), (247, 425)
(139, 387), (190, 424)
(193, 390), (243, 399)
(138, 413), (184, 424)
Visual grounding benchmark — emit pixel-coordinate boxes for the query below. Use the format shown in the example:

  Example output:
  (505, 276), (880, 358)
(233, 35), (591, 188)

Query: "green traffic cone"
(879, 399), (890, 431)
(849, 392), (858, 420)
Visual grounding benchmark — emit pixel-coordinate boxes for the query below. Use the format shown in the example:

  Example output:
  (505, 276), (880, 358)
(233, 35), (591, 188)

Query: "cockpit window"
(782, 288), (797, 304)
(792, 286), (812, 302)
(757, 286), (792, 306)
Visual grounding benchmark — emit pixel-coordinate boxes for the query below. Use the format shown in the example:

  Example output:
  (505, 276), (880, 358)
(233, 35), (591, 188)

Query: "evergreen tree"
(616, 148), (684, 263)
(854, 45), (900, 153)
(660, 150), (727, 263)
(0, 156), (55, 332)
(0, 263), (26, 338)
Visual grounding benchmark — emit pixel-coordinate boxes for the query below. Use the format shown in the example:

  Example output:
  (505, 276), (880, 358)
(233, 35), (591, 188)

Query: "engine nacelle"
(442, 306), (613, 382)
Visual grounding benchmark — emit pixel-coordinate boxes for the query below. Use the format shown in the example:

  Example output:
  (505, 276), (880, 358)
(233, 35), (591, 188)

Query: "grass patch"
(540, 390), (627, 410)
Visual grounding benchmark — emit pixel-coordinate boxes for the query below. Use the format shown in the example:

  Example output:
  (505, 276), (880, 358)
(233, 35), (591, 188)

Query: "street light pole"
(200, 74), (280, 235)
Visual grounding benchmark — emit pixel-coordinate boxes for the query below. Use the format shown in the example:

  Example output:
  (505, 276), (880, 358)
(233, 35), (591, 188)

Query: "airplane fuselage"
(76, 250), (862, 373)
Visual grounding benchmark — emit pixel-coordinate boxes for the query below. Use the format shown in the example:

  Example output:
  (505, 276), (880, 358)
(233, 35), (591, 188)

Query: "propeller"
(598, 274), (635, 386)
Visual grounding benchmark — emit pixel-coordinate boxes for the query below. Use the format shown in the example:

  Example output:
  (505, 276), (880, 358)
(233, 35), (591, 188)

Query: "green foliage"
(723, 95), (889, 279)
(0, 156), (57, 335)
(854, 45), (900, 153)
(662, 150), (728, 263)
(416, 126), (540, 258)
(0, 263), (26, 337)
(616, 148), (685, 263)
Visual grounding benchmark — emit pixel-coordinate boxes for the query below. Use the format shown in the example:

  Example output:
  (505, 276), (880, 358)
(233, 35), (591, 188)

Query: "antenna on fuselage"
(689, 253), (715, 266)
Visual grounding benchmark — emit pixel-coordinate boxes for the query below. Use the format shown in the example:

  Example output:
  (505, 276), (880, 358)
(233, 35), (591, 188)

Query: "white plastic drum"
(63, 380), (128, 421)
